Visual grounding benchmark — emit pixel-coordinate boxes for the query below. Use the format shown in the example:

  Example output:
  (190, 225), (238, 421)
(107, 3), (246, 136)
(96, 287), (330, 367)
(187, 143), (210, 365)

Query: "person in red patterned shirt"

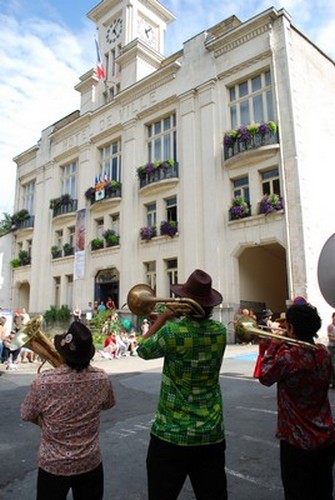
(21, 321), (115, 500)
(259, 303), (335, 500)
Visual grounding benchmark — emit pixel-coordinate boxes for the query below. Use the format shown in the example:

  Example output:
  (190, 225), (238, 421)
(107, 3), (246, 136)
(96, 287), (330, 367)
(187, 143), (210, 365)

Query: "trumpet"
(10, 315), (64, 371)
(127, 283), (205, 318)
(235, 315), (318, 350)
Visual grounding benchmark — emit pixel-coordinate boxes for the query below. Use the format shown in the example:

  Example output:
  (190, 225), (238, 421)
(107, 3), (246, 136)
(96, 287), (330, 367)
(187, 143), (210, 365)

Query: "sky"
(0, 0), (334, 216)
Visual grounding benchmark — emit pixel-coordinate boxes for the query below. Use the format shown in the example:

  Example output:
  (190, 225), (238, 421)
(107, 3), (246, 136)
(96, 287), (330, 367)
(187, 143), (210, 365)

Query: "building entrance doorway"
(95, 268), (120, 308)
(238, 242), (288, 319)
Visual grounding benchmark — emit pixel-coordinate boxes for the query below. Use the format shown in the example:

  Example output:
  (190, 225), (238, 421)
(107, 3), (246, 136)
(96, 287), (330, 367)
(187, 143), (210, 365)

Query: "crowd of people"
(0, 308), (36, 370)
(2, 275), (335, 499)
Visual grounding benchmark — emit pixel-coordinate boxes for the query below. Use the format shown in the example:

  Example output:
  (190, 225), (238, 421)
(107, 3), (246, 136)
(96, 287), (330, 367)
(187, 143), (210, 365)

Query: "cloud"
(0, 12), (92, 215)
(164, 0), (335, 59)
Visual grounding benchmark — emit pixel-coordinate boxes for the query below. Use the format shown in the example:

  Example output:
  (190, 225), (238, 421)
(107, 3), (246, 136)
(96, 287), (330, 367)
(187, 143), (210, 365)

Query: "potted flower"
(140, 226), (157, 241)
(18, 249), (30, 265)
(102, 229), (120, 247)
(91, 238), (104, 251)
(11, 209), (30, 227)
(51, 245), (62, 259)
(84, 187), (95, 202)
(63, 243), (74, 256)
(104, 180), (121, 197)
(259, 194), (284, 215)
(160, 220), (178, 237)
(50, 193), (73, 210)
(51, 246), (62, 258)
(223, 130), (238, 148)
(229, 197), (250, 220)
(11, 258), (21, 268)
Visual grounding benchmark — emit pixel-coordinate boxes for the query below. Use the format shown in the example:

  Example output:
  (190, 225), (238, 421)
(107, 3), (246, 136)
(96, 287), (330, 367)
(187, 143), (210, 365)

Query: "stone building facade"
(10, 0), (335, 340)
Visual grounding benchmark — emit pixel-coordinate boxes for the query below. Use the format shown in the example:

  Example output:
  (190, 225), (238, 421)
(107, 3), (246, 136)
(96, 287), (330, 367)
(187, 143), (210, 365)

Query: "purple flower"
(160, 220), (178, 237)
(224, 134), (234, 147)
(145, 162), (155, 174)
(238, 125), (251, 143)
(259, 123), (270, 135)
(259, 194), (284, 214)
(140, 226), (157, 240)
(229, 198), (250, 220)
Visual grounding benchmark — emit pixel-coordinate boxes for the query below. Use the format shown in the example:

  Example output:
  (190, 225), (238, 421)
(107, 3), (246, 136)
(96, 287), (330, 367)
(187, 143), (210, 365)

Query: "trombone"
(127, 283), (205, 318)
(235, 315), (318, 350)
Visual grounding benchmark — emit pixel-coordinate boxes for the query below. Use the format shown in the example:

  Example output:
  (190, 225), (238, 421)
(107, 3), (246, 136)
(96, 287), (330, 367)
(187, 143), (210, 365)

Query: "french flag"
(95, 38), (105, 80)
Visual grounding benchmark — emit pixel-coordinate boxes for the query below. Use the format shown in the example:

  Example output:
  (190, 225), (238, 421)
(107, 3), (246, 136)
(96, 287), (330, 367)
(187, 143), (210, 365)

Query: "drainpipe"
(268, 21), (294, 301)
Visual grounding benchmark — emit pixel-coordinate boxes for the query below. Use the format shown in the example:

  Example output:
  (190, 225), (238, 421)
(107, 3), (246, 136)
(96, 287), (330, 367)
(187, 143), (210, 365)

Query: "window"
(261, 168), (280, 196)
(146, 202), (156, 227)
(55, 230), (63, 247)
(232, 176), (250, 203)
(100, 141), (121, 181)
(54, 277), (61, 308)
(27, 239), (32, 258)
(147, 114), (176, 162)
(166, 258), (178, 296)
(62, 161), (77, 198)
(165, 197), (177, 222)
(95, 218), (104, 239)
(228, 70), (274, 129)
(68, 226), (75, 247)
(66, 275), (73, 309)
(23, 181), (35, 215)
(145, 261), (156, 293)
(110, 213), (120, 234)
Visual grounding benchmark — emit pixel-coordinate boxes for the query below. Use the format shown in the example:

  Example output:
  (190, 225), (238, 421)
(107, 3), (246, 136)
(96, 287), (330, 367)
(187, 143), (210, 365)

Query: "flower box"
(229, 197), (251, 220)
(140, 226), (157, 241)
(137, 160), (178, 188)
(160, 220), (178, 237)
(91, 238), (104, 251)
(224, 121), (278, 160)
(259, 194), (284, 215)
(103, 229), (120, 247)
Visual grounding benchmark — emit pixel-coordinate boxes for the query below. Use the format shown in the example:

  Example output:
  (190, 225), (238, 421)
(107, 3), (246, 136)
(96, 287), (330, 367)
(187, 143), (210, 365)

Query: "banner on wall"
(74, 208), (86, 280)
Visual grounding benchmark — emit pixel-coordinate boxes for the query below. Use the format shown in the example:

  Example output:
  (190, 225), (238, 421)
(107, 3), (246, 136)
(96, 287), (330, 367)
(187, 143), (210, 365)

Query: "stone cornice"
(217, 50), (272, 80)
(117, 61), (180, 106)
(117, 38), (164, 67)
(212, 23), (272, 58)
(205, 8), (285, 58)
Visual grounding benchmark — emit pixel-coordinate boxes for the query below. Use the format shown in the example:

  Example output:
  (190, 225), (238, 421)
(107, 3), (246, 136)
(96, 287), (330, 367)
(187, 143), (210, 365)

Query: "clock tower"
(87, 0), (175, 96)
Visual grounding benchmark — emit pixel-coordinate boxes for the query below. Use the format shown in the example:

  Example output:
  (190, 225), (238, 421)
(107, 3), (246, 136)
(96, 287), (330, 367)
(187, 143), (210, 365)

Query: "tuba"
(10, 315), (63, 370)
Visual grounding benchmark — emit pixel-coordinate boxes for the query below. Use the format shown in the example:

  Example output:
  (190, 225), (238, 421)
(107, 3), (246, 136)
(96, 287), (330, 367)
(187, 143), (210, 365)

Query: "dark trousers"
(280, 440), (335, 500)
(37, 463), (103, 500)
(146, 434), (228, 500)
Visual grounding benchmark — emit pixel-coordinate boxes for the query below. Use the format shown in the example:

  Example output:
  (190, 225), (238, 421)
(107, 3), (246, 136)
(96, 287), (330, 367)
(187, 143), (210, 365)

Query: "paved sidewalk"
(0, 343), (258, 376)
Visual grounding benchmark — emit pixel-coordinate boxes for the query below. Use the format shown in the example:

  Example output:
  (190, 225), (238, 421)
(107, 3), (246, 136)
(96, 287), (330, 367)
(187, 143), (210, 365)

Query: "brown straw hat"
(170, 269), (222, 307)
(54, 321), (95, 364)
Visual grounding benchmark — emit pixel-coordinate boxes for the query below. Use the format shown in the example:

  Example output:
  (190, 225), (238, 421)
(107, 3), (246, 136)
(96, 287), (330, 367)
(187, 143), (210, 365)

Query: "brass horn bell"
(127, 283), (205, 318)
(235, 315), (317, 350)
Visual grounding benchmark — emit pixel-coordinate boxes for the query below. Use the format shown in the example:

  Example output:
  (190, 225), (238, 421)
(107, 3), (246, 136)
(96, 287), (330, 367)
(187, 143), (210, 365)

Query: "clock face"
(106, 18), (123, 45)
(138, 18), (157, 47)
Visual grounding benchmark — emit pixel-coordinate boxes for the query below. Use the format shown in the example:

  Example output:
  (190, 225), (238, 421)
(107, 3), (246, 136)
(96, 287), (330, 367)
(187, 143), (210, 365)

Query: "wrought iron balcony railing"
(138, 162), (179, 189)
(52, 199), (78, 218)
(224, 130), (279, 161)
(14, 215), (35, 230)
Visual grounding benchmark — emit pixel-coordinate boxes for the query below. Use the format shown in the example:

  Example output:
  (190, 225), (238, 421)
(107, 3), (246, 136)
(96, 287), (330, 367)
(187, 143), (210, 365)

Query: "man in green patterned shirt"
(137, 269), (227, 500)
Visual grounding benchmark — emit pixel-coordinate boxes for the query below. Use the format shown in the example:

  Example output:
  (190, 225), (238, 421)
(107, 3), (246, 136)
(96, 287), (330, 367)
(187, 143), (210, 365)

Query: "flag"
(95, 38), (105, 80)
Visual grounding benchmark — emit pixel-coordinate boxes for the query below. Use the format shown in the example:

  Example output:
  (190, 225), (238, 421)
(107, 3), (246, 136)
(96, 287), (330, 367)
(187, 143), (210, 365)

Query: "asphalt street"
(1, 344), (334, 499)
